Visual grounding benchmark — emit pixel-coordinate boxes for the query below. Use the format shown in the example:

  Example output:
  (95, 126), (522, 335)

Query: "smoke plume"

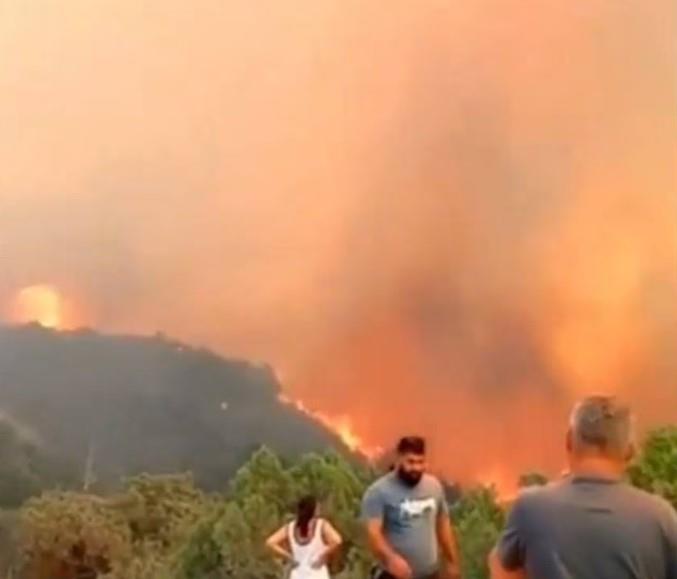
(0, 0), (675, 485)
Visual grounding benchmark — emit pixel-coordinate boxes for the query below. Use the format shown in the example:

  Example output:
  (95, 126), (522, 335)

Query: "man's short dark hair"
(396, 436), (426, 455)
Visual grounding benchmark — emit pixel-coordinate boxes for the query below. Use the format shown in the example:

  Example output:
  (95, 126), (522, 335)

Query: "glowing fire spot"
(476, 465), (518, 505)
(279, 394), (383, 459)
(9, 284), (65, 329)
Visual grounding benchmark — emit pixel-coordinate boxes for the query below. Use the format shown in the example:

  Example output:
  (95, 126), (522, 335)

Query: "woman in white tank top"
(266, 496), (343, 579)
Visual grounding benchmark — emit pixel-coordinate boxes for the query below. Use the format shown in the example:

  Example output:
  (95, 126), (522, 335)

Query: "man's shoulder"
(509, 480), (568, 511)
(420, 473), (443, 492)
(511, 478), (674, 514)
(365, 472), (396, 494)
(616, 483), (676, 517)
(364, 472), (442, 494)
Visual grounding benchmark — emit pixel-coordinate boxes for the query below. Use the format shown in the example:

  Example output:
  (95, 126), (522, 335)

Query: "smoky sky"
(1, 0), (675, 482)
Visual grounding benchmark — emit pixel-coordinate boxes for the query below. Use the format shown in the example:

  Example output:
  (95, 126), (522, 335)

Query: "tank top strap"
(312, 518), (324, 543)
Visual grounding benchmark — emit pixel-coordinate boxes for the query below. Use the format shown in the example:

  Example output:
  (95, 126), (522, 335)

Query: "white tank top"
(287, 518), (330, 579)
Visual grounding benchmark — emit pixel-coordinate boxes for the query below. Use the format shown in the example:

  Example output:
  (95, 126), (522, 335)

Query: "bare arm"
(313, 520), (343, 568)
(488, 548), (526, 579)
(436, 511), (462, 578)
(365, 518), (398, 566)
(265, 526), (294, 563)
(365, 518), (412, 579)
(362, 484), (412, 579)
(321, 520), (343, 553)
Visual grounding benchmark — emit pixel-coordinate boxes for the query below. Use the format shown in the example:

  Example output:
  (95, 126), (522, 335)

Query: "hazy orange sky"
(1, 0), (675, 482)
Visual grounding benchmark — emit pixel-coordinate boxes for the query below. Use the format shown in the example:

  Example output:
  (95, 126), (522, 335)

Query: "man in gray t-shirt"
(490, 396), (677, 579)
(362, 436), (461, 579)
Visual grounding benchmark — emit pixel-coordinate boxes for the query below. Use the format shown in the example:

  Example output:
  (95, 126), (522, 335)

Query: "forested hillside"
(0, 324), (348, 494)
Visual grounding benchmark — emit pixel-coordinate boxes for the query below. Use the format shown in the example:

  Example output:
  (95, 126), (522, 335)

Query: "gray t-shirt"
(361, 472), (448, 578)
(498, 476), (677, 579)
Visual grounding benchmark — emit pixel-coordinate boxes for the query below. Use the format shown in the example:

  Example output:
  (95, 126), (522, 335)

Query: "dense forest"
(0, 324), (350, 492)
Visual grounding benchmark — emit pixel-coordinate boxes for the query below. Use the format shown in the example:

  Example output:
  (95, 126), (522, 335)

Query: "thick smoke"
(0, 0), (675, 484)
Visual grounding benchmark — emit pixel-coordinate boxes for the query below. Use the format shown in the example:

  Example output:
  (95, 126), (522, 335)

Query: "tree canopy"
(9, 426), (677, 579)
(628, 426), (677, 509)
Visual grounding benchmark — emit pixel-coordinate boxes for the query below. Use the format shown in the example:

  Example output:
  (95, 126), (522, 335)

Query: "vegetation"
(628, 426), (677, 509)
(451, 487), (504, 579)
(0, 415), (75, 510)
(14, 450), (373, 579)
(0, 426), (675, 578)
(1, 327), (675, 577)
(178, 449), (373, 579)
(0, 325), (351, 490)
(517, 471), (548, 488)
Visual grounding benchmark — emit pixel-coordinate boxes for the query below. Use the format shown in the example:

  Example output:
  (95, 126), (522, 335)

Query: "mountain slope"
(0, 324), (344, 489)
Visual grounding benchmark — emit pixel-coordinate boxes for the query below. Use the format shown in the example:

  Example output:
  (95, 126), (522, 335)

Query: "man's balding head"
(567, 396), (635, 461)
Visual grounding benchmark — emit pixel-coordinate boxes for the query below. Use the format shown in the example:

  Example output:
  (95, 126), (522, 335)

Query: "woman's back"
(265, 496), (342, 579)
(288, 518), (330, 579)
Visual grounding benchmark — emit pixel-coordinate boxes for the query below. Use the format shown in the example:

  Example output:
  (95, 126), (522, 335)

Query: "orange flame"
(279, 393), (383, 459)
(8, 285), (66, 329)
(476, 465), (519, 505)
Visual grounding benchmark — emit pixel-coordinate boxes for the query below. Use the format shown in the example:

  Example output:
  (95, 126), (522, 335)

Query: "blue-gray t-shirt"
(498, 476), (677, 579)
(361, 472), (448, 578)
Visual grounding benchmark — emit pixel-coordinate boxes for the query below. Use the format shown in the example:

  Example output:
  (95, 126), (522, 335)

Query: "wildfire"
(278, 394), (383, 460)
(8, 284), (66, 329)
(476, 465), (519, 505)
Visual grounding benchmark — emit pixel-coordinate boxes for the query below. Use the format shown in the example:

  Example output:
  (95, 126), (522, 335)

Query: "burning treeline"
(0, 0), (675, 488)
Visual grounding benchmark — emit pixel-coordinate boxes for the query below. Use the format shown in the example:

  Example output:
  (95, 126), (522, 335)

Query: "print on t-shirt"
(399, 497), (437, 521)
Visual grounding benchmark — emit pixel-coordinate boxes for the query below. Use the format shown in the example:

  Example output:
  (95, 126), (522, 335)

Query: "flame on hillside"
(279, 393), (383, 460)
(5, 284), (87, 330)
(8, 285), (66, 329)
(476, 465), (520, 505)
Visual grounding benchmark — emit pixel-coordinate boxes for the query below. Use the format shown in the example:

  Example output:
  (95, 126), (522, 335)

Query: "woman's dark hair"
(296, 495), (317, 538)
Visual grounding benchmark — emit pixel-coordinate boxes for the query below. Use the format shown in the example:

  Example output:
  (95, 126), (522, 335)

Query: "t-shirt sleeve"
(497, 497), (528, 571)
(361, 485), (385, 521)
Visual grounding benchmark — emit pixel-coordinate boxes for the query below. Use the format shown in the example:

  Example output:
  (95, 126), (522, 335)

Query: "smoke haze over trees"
(0, 0), (675, 482)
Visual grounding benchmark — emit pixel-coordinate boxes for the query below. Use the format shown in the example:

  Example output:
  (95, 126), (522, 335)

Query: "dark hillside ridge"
(0, 324), (347, 489)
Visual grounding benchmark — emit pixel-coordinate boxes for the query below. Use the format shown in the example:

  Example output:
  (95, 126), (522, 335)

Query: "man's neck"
(568, 455), (625, 480)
